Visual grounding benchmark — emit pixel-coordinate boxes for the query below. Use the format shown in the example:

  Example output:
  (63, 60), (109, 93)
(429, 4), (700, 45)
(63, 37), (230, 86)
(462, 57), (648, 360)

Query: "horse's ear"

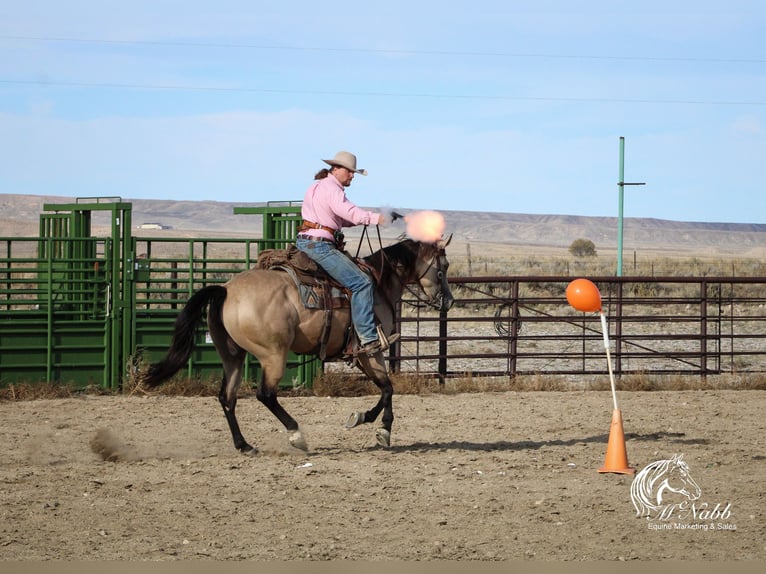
(438, 233), (453, 249)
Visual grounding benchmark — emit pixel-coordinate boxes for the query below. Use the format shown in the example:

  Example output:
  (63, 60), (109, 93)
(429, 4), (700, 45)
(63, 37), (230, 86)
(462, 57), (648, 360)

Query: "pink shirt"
(300, 173), (381, 240)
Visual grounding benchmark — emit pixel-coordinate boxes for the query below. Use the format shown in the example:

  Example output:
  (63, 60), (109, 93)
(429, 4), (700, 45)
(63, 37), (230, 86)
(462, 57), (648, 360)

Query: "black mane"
(364, 238), (417, 271)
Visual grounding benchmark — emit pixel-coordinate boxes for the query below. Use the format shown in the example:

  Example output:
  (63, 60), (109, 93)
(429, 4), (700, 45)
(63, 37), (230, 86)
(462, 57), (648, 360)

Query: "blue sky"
(1, 1), (765, 223)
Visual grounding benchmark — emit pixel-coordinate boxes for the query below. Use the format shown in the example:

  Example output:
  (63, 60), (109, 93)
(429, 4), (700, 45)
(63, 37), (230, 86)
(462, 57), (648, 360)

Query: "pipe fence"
(387, 275), (766, 381)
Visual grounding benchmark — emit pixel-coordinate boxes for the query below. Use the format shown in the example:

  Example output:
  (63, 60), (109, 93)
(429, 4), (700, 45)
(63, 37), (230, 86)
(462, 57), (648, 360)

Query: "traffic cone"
(598, 409), (635, 474)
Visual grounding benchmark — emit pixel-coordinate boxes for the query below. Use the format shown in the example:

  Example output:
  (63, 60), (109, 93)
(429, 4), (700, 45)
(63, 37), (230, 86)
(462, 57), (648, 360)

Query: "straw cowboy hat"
(322, 151), (368, 176)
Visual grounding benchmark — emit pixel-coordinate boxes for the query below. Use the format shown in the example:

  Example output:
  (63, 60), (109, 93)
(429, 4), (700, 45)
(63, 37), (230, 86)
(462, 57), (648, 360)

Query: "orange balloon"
(566, 278), (602, 312)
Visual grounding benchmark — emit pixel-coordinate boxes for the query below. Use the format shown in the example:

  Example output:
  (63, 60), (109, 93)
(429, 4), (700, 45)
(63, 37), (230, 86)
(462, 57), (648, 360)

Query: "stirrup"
(354, 339), (383, 357)
(348, 327), (401, 357)
(375, 326), (400, 352)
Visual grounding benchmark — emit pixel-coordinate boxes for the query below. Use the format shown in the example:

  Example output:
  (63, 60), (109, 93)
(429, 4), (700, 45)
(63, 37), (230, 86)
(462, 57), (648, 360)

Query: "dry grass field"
(4, 192), (766, 249)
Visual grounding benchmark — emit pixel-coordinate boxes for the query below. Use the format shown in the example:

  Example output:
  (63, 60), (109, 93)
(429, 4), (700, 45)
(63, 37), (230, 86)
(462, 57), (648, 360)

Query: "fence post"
(700, 279), (708, 377)
(389, 300), (402, 374)
(509, 279), (520, 377)
(438, 307), (448, 384)
(614, 279), (623, 377)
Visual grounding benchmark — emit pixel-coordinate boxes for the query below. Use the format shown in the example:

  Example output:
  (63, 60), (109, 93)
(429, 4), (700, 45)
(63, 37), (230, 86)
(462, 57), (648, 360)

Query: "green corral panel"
(1, 198), (323, 390)
(0, 316), (107, 388)
(0, 327), (48, 369)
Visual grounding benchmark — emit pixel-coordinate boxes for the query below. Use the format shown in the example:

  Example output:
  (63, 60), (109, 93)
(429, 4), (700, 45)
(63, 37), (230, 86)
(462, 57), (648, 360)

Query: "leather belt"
(297, 233), (335, 243)
(298, 219), (337, 235)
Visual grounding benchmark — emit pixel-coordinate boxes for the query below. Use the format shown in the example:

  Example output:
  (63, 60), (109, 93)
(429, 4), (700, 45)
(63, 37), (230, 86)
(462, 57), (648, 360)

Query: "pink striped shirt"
(300, 173), (381, 240)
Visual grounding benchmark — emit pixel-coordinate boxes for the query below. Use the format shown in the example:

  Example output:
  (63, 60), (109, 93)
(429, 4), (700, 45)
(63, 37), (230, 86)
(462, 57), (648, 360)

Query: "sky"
(1, 1), (765, 224)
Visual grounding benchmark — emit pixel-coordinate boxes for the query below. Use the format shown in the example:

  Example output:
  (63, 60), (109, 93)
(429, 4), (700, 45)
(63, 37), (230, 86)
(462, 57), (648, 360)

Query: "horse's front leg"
(346, 352), (394, 447)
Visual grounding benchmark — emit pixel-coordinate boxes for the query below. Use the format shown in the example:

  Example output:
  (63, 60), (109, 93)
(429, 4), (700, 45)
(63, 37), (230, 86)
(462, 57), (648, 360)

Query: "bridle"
(355, 226), (451, 311)
(402, 245), (450, 310)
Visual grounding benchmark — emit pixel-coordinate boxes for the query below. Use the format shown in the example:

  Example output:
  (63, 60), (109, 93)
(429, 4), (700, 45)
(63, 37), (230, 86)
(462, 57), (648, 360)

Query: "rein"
(353, 226), (447, 311)
(354, 224), (387, 281)
(379, 241), (445, 310)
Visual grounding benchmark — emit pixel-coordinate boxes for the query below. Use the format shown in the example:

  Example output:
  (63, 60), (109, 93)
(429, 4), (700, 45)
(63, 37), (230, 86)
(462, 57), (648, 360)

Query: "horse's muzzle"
(434, 292), (454, 312)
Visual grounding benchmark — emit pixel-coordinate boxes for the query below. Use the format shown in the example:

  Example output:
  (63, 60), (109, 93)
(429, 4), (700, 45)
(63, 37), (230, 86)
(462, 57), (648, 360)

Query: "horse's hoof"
(240, 445), (258, 457)
(345, 411), (365, 429)
(289, 430), (309, 452)
(375, 428), (391, 448)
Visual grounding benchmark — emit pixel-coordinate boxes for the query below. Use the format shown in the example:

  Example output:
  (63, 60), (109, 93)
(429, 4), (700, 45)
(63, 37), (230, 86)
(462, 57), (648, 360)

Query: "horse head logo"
(630, 454), (702, 518)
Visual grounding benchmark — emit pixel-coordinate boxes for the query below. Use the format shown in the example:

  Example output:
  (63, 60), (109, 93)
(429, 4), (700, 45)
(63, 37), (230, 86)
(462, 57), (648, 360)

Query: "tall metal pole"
(616, 137), (645, 277)
(617, 137), (625, 276)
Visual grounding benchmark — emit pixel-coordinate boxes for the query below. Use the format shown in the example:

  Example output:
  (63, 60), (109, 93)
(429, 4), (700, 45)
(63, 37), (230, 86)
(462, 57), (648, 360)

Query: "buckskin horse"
(139, 236), (453, 454)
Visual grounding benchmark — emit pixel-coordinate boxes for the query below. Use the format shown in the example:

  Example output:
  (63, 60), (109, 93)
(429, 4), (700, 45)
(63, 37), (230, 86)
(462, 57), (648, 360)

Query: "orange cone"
(598, 409), (635, 474)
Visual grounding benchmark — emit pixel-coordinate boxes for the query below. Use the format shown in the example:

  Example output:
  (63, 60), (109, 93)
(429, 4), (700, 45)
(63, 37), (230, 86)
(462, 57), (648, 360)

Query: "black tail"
(140, 285), (227, 387)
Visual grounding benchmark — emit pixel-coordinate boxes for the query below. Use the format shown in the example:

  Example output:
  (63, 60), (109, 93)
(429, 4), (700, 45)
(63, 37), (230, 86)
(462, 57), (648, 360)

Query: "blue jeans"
(295, 238), (378, 345)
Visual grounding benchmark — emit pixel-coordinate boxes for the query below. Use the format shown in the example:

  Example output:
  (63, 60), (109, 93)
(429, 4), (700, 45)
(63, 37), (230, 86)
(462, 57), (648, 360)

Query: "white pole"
(600, 312), (619, 411)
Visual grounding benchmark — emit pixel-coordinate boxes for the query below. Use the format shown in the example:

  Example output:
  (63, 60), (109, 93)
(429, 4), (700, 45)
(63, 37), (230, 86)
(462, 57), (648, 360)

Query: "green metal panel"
(0, 198), (133, 388)
(233, 201), (302, 249)
(1, 198), (322, 390)
(0, 235), (111, 388)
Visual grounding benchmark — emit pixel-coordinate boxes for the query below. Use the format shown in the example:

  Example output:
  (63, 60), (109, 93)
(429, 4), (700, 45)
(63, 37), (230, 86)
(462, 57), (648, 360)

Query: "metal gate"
(1, 198), (133, 387)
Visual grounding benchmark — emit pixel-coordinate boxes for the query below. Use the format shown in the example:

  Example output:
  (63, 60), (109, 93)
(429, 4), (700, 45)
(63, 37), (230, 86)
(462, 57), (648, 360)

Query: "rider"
(295, 151), (389, 356)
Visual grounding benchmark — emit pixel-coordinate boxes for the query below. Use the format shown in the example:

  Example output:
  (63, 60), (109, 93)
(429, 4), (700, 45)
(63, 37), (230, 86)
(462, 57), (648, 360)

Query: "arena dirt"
(1, 390), (764, 561)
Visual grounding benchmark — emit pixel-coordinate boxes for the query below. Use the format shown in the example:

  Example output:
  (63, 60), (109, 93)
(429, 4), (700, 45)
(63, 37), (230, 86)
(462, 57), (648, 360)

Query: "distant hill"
(2, 193), (765, 257)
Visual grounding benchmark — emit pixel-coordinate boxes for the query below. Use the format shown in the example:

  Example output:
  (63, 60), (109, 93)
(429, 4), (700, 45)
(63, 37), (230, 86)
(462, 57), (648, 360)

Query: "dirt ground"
(1, 389), (764, 562)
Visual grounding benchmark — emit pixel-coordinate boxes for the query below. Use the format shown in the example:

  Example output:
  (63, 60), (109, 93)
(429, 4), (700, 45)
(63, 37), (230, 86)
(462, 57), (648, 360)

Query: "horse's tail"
(140, 285), (227, 388)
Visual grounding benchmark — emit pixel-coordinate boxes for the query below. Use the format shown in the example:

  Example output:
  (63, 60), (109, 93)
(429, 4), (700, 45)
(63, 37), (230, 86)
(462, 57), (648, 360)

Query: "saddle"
(256, 245), (379, 360)
(257, 245), (351, 309)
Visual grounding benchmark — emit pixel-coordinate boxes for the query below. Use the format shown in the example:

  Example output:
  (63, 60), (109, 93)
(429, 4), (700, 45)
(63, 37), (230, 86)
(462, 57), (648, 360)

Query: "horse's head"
(412, 234), (454, 312)
(662, 454), (702, 503)
(632, 453), (702, 517)
(372, 234), (454, 312)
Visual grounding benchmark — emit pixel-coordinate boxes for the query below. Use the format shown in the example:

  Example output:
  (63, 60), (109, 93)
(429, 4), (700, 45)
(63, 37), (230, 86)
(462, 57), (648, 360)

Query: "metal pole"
(616, 137), (645, 277)
(617, 137), (625, 277)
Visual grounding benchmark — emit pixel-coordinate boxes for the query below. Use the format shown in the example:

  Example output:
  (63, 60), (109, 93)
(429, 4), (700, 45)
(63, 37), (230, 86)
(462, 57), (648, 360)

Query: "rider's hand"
(377, 213), (388, 226)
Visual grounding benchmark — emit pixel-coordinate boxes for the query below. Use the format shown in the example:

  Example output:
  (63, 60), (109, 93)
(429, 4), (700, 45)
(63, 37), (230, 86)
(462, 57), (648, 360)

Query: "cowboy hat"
(322, 151), (368, 176)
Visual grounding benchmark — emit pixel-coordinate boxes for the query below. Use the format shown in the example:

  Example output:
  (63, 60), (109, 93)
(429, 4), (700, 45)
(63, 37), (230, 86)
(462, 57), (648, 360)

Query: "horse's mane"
(630, 454), (688, 517)
(378, 238), (419, 263)
(363, 239), (428, 279)
(631, 459), (671, 516)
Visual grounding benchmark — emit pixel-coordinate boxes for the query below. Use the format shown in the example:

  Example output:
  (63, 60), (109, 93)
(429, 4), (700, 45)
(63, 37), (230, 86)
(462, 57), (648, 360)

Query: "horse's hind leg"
(345, 352), (394, 447)
(256, 354), (308, 451)
(207, 291), (257, 455)
(217, 346), (256, 455)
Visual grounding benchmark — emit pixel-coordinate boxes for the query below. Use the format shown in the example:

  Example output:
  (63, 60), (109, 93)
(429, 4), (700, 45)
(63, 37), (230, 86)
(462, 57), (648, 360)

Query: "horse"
(138, 236), (453, 454)
(630, 454), (702, 518)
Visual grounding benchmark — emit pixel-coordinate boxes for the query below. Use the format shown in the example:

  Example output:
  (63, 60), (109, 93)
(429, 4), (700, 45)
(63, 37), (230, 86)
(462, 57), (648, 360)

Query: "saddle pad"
(299, 283), (349, 310)
(274, 265), (349, 310)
